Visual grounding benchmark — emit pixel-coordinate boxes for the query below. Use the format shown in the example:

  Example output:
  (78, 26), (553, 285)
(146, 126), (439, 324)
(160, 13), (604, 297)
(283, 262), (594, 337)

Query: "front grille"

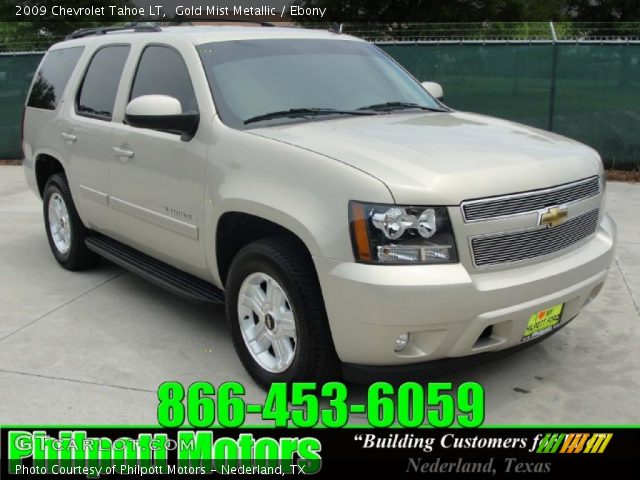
(471, 209), (599, 267)
(462, 176), (600, 222)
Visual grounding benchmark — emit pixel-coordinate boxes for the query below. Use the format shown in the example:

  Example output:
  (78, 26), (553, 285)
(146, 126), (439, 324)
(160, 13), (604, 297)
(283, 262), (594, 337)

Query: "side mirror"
(421, 81), (444, 101)
(125, 95), (199, 141)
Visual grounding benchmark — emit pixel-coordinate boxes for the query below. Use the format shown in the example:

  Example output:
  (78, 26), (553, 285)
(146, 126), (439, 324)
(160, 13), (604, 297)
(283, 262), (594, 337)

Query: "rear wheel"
(225, 237), (339, 386)
(43, 173), (99, 270)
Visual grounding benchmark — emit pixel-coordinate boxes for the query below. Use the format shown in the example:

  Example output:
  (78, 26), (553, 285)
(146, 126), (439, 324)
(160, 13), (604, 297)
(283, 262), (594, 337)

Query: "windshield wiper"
(357, 101), (447, 113)
(244, 108), (377, 125)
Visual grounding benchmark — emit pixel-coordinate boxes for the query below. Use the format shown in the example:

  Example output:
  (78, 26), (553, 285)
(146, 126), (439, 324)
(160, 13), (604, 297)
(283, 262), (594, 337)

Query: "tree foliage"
(297, 0), (640, 22)
(567, 0), (640, 21)
(0, 0), (134, 51)
(1, 0), (638, 51)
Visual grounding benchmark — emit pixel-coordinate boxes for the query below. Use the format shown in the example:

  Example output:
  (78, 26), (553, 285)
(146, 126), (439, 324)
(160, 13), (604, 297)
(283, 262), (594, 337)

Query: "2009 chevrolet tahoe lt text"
(22, 24), (616, 386)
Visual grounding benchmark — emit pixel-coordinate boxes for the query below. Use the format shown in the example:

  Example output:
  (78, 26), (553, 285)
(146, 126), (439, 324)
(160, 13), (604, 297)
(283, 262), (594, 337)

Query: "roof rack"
(192, 19), (275, 27)
(66, 23), (161, 40)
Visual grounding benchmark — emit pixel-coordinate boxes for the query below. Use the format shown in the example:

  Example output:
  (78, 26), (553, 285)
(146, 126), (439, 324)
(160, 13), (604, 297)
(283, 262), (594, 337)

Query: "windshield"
(197, 38), (444, 128)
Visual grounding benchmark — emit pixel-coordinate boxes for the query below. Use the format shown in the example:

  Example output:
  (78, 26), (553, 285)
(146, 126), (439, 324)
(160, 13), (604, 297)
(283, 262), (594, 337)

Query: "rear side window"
(27, 47), (83, 110)
(77, 45), (130, 120)
(130, 46), (198, 112)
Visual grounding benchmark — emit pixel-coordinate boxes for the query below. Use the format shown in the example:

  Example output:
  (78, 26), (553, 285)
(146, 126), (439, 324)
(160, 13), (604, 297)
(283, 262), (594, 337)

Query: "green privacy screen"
(1, 44), (639, 168)
(382, 43), (640, 169)
(0, 53), (41, 158)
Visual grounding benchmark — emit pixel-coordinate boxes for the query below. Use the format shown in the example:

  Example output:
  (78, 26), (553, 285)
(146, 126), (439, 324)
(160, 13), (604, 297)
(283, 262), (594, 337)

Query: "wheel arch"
(213, 205), (321, 288)
(35, 153), (65, 198)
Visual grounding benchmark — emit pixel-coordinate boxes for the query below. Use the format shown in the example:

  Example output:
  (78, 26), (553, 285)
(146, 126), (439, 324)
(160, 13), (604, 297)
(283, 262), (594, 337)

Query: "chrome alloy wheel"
(237, 272), (297, 373)
(48, 192), (71, 254)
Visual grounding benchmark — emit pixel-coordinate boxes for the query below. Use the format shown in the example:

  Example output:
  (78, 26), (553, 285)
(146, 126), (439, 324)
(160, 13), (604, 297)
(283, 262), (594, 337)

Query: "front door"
(109, 44), (209, 278)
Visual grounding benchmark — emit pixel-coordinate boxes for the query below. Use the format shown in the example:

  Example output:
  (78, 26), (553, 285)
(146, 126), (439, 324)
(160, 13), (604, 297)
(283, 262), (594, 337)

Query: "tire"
(43, 173), (99, 271)
(225, 237), (339, 386)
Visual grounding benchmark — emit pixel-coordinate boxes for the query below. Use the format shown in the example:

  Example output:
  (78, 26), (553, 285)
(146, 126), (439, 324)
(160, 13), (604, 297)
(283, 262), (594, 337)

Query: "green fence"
(381, 43), (640, 169)
(0, 52), (41, 158)
(1, 44), (639, 169)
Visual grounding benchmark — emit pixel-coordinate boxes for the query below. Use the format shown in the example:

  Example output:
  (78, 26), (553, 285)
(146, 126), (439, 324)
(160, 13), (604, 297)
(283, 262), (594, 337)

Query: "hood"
(249, 111), (602, 205)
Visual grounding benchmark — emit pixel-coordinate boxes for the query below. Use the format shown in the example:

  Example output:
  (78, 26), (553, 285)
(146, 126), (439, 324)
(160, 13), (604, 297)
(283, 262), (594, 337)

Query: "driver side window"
(130, 45), (198, 113)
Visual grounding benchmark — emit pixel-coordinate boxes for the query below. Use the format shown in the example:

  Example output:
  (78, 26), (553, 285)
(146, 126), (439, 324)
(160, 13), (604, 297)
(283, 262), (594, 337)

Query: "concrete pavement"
(0, 166), (638, 425)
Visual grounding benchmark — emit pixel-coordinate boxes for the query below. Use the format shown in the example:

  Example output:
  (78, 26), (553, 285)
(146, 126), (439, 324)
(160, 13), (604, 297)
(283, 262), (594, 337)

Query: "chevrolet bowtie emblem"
(539, 206), (569, 228)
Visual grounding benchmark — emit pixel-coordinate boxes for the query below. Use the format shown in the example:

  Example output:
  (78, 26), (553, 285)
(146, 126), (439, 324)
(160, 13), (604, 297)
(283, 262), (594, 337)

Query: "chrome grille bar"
(462, 176), (600, 222)
(471, 209), (600, 267)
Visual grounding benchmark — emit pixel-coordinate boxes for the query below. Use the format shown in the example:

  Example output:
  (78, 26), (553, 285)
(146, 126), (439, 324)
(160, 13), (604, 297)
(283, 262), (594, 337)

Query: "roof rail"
(66, 23), (161, 40)
(193, 19), (275, 27)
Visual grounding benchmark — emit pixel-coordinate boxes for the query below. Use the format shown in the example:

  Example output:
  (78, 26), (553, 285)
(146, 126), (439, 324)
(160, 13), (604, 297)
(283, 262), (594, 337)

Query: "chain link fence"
(1, 23), (639, 168)
(341, 22), (640, 43)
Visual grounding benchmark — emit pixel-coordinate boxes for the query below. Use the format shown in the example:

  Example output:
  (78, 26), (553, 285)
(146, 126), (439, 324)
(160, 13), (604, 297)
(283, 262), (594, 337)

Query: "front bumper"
(314, 214), (616, 366)
(342, 316), (576, 383)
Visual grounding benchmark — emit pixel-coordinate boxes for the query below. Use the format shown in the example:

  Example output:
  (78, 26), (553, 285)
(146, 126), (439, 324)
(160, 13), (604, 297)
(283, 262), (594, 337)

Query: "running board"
(85, 234), (225, 304)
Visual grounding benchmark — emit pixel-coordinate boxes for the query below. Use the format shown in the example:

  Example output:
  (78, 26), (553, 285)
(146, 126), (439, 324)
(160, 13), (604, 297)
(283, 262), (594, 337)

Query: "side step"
(85, 234), (225, 304)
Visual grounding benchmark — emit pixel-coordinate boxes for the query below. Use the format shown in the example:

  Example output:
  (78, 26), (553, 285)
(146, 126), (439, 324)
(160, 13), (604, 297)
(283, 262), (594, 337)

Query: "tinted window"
(130, 46), (198, 112)
(77, 45), (130, 120)
(27, 47), (83, 110)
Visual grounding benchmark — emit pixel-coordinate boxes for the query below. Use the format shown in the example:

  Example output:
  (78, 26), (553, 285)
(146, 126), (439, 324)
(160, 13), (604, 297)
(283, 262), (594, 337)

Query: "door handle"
(113, 146), (135, 161)
(61, 132), (77, 142)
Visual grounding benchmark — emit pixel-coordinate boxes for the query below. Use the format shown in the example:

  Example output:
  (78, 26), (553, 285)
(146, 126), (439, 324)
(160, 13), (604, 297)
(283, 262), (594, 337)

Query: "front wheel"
(225, 237), (339, 386)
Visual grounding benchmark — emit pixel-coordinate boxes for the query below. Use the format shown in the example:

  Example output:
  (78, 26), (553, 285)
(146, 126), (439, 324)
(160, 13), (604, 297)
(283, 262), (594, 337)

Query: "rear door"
(23, 46), (83, 192)
(109, 44), (209, 278)
(64, 44), (130, 232)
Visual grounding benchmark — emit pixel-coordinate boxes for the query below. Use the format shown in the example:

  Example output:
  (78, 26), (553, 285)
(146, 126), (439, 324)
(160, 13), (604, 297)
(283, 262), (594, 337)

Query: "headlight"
(349, 202), (458, 264)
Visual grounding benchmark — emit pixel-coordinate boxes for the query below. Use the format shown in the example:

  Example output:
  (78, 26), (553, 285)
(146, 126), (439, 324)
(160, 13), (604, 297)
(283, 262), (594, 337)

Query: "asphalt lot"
(1, 165), (639, 425)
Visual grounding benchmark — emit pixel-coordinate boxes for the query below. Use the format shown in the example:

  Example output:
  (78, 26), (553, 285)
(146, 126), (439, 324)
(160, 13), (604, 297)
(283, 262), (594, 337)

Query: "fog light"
(394, 333), (410, 352)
